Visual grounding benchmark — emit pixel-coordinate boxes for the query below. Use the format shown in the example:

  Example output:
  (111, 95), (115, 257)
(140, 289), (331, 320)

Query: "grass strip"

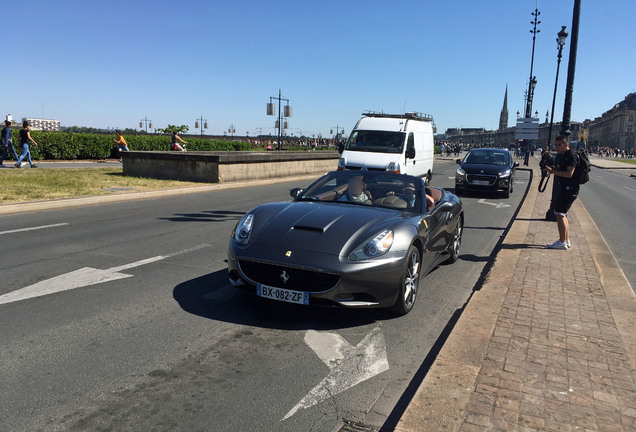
(0, 168), (206, 204)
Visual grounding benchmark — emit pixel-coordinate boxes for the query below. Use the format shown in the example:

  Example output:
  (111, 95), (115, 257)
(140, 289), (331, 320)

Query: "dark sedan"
(227, 170), (464, 315)
(455, 148), (519, 198)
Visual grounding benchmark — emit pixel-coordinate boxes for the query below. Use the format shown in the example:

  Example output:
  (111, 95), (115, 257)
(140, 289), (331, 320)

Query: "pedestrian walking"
(1, 120), (19, 166)
(15, 120), (38, 168)
(113, 130), (129, 162)
(544, 135), (578, 249)
(171, 131), (188, 151)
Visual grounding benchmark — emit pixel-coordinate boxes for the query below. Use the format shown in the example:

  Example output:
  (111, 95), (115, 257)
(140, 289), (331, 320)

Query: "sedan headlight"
(349, 229), (394, 261)
(499, 169), (511, 177)
(233, 214), (254, 245)
(337, 157), (346, 170)
(456, 166), (466, 176)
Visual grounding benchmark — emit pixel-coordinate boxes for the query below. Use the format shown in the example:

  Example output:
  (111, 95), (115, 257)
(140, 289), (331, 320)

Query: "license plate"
(257, 284), (309, 305)
(472, 180), (491, 185)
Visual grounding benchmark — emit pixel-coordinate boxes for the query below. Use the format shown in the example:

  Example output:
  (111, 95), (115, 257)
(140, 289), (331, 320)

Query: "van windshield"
(344, 131), (405, 154)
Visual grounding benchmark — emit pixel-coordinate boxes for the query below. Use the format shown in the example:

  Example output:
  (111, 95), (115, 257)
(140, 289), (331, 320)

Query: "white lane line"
(0, 244), (211, 305)
(623, 186), (634, 192)
(0, 223), (69, 236)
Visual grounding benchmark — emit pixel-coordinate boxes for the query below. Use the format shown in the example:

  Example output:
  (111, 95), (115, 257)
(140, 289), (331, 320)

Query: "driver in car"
(338, 176), (372, 204)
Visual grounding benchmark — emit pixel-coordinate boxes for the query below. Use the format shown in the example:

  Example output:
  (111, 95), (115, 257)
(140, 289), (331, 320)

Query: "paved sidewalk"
(396, 157), (636, 431)
(588, 156), (636, 178)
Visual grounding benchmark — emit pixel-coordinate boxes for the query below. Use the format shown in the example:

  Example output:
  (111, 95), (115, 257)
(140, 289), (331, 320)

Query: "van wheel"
(425, 172), (432, 186)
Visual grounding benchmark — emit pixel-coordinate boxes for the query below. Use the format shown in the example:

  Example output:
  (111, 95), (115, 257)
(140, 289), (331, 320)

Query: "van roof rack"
(361, 111), (434, 122)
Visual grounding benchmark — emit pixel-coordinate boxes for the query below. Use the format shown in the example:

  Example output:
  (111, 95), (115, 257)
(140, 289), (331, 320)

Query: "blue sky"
(3, 0), (634, 137)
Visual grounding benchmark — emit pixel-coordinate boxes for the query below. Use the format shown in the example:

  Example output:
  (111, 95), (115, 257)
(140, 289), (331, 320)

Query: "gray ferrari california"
(227, 170), (463, 315)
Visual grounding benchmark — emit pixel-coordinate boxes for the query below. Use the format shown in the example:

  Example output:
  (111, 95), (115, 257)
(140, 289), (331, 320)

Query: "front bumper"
(227, 241), (407, 308)
(455, 174), (511, 192)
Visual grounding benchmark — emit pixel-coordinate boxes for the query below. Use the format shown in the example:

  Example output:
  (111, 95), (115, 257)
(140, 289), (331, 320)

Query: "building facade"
(585, 93), (636, 151)
(22, 117), (61, 131)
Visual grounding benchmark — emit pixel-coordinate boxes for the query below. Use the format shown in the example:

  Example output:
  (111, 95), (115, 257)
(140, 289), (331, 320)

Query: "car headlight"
(337, 157), (346, 170)
(349, 229), (394, 261)
(499, 169), (511, 177)
(233, 214), (254, 245)
(386, 162), (401, 173)
(456, 166), (466, 176)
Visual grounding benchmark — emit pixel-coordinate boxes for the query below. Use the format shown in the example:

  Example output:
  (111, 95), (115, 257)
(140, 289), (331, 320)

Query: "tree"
(156, 124), (189, 135)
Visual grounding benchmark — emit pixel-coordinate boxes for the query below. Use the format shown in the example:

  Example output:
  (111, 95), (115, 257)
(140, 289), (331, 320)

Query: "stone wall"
(122, 151), (340, 183)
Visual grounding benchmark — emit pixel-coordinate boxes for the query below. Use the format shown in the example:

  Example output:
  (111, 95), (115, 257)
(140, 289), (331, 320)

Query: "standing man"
(15, 120), (38, 168)
(114, 130), (129, 162)
(1, 120), (19, 166)
(544, 135), (577, 249)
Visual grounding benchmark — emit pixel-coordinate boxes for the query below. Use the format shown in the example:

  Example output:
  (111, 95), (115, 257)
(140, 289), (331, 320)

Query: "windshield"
(344, 130), (405, 154)
(464, 150), (510, 166)
(297, 171), (421, 212)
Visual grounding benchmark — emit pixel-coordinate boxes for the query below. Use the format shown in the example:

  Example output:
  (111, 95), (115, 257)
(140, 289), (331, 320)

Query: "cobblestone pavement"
(396, 158), (636, 431)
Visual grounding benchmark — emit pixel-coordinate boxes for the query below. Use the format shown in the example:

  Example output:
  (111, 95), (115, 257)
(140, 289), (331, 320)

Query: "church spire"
(499, 84), (509, 131)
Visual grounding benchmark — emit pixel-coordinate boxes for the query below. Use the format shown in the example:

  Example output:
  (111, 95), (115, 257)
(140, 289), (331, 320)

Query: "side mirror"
(434, 201), (454, 213)
(337, 143), (344, 154)
(456, 159), (461, 164)
(513, 162), (519, 168)
(405, 147), (416, 159)
(289, 188), (303, 199)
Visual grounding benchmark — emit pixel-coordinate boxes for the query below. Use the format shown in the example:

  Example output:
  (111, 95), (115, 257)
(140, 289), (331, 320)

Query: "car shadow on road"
(159, 210), (244, 223)
(172, 270), (391, 330)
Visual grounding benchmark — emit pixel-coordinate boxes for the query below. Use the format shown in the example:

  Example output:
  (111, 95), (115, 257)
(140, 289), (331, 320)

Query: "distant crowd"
(588, 145), (634, 158)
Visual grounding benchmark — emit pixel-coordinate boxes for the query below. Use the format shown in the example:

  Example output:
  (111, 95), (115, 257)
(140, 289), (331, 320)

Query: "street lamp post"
(524, 2), (541, 166)
(266, 89), (292, 151)
(547, 26), (569, 152)
(228, 124), (236, 138)
(560, 0), (581, 138)
(139, 116), (152, 133)
(195, 115), (208, 136)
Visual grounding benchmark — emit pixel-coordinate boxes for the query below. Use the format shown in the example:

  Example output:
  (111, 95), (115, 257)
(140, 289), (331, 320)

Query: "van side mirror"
(456, 159), (462, 164)
(406, 147), (416, 159)
(513, 162), (519, 168)
(337, 142), (344, 154)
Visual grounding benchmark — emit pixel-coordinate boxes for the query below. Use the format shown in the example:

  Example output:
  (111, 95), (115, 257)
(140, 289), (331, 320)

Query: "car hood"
(250, 201), (406, 256)
(460, 163), (510, 175)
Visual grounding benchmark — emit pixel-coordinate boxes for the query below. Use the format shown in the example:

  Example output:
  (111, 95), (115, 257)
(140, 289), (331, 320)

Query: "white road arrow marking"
(283, 325), (389, 420)
(477, 198), (511, 209)
(0, 244), (210, 305)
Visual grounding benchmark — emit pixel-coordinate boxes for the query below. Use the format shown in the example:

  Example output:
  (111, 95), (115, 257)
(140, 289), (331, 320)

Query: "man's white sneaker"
(565, 240), (571, 248)
(547, 240), (568, 250)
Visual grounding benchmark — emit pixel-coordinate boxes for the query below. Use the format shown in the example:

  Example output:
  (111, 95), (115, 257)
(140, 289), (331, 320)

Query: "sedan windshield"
(344, 131), (405, 154)
(297, 171), (421, 212)
(464, 151), (510, 166)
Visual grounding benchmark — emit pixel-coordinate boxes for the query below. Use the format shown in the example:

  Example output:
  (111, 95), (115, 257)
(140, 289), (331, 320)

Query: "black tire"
(391, 246), (421, 315)
(455, 187), (463, 196)
(510, 177), (514, 194)
(447, 216), (463, 264)
(502, 186), (510, 199)
(425, 172), (432, 186)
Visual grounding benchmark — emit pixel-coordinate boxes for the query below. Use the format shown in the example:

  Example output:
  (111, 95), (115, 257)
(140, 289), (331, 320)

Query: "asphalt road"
(0, 160), (529, 432)
(577, 167), (636, 293)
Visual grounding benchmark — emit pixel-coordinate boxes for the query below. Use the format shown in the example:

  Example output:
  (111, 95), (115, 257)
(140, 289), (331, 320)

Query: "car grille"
(345, 165), (385, 172)
(466, 174), (497, 185)
(238, 260), (340, 292)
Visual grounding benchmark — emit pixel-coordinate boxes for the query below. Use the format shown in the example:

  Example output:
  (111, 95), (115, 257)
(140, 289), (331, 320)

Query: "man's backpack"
(572, 149), (591, 185)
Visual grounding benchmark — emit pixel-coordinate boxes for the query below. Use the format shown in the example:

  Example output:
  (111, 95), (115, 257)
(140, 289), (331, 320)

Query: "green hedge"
(6, 130), (252, 160)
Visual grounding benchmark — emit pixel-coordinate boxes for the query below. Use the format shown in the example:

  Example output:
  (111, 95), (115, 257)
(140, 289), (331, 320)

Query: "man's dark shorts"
(554, 185), (579, 216)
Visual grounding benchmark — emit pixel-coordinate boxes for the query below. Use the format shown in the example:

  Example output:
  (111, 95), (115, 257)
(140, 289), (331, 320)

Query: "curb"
(0, 174), (320, 215)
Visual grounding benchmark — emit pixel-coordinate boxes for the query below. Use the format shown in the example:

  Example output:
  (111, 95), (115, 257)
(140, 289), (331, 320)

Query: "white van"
(338, 112), (435, 184)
